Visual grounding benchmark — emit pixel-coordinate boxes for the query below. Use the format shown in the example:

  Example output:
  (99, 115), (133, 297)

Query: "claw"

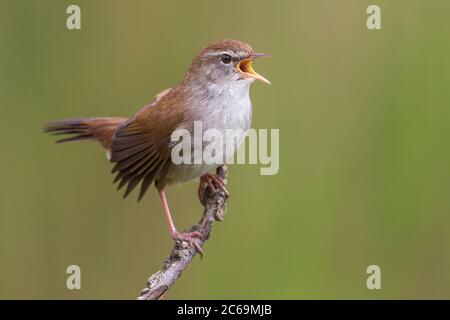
(198, 173), (229, 204)
(171, 230), (203, 242)
(212, 176), (229, 197)
(192, 241), (204, 258)
(170, 230), (204, 256)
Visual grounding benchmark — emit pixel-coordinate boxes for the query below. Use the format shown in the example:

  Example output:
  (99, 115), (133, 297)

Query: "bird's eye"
(220, 54), (232, 64)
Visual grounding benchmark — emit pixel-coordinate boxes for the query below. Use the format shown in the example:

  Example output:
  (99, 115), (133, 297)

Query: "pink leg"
(158, 189), (203, 244)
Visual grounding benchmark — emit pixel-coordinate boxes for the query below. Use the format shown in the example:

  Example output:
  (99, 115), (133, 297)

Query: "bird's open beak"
(237, 53), (271, 84)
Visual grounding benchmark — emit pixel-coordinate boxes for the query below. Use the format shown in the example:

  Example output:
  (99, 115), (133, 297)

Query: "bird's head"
(187, 39), (271, 86)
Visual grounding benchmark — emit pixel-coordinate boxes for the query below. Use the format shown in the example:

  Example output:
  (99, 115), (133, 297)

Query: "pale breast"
(163, 82), (253, 185)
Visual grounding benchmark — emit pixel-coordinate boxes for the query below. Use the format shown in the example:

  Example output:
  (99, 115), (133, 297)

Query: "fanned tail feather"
(44, 117), (126, 149)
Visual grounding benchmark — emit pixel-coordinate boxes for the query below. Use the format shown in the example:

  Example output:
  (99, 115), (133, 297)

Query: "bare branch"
(137, 165), (229, 300)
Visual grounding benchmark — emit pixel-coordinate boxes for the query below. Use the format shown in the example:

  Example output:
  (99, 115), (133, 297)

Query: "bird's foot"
(171, 230), (204, 256)
(198, 173), (229, 204)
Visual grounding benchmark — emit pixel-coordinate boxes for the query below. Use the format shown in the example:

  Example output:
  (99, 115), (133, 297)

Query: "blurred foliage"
(0, 0), (449, 299)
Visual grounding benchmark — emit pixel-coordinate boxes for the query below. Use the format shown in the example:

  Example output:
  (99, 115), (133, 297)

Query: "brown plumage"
(44, 87), (181, 200)
(45, 39), (270, 243)
(44, 117), (126, 149)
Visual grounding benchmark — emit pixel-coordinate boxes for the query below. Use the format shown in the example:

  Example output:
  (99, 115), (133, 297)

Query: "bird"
(44, 39), (270, 244)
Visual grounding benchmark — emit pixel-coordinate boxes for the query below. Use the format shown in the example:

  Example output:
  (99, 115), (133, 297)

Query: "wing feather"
(110, 89), (186, 200)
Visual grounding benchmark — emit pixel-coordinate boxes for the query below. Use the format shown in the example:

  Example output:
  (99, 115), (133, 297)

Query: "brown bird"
(44, 39), (270, 243)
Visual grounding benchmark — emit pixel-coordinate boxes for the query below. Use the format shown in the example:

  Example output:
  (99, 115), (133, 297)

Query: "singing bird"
(45, 39), (270, 243)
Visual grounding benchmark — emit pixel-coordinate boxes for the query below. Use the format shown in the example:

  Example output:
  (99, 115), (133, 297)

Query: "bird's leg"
(198, 173), (229, 204)
(158, 189), (203, 248)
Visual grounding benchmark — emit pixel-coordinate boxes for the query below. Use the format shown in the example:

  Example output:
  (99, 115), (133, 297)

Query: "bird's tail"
(44, 117), (126, 150)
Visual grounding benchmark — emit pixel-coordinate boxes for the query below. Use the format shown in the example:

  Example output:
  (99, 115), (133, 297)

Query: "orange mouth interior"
(237, 59), (255, 75)
(236, 57), (271, 84)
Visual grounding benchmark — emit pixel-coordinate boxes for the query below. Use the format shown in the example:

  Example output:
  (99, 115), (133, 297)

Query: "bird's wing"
(110, 92), (185, 201)
(155, 87), (172, 100)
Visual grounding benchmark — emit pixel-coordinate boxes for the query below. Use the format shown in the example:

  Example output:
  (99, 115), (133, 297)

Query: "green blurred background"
(1, 0), (449, 299)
